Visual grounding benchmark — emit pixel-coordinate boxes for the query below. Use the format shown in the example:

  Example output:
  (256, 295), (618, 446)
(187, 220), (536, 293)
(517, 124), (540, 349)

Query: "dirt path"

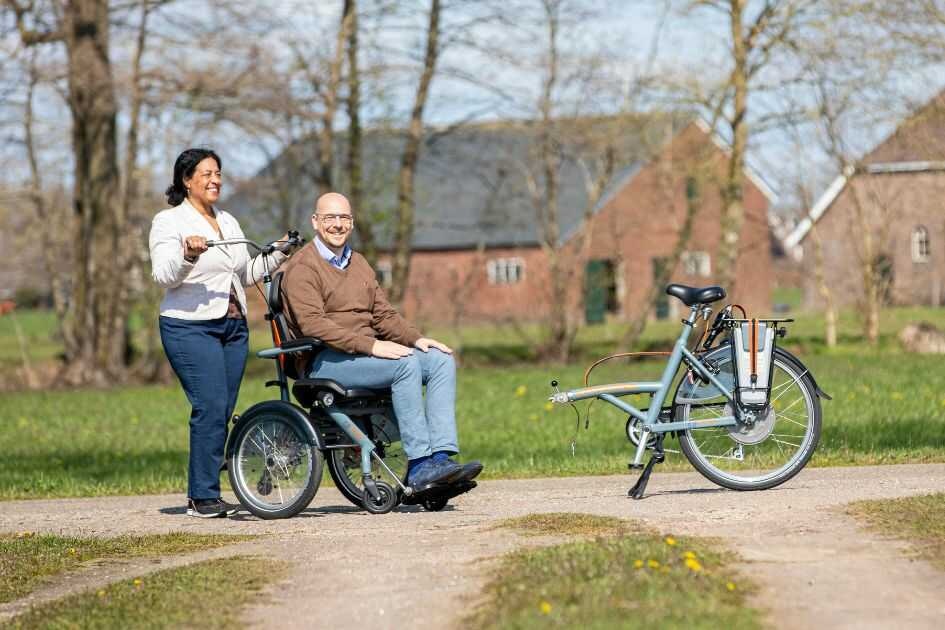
(3, 463), (945, 629)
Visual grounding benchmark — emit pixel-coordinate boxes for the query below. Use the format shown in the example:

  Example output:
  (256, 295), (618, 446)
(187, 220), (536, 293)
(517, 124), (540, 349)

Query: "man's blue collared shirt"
(314, 237), (352, 269)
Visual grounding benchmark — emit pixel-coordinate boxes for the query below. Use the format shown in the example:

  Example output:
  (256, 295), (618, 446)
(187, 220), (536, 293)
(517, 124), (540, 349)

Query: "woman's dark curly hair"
(165, 148), (222, 206)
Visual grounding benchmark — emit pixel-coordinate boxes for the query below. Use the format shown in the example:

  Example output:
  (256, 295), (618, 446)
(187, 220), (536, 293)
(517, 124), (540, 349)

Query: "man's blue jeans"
(309, 348), (459, 460)
(159, 316), (248, 500)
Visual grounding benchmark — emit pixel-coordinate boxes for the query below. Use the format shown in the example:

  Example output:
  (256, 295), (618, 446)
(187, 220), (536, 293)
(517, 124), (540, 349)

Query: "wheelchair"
(216, 233), (475, 519)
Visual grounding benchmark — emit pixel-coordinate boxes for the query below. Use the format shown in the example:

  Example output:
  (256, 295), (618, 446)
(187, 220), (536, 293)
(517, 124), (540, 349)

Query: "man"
(281, 192), (482, 491)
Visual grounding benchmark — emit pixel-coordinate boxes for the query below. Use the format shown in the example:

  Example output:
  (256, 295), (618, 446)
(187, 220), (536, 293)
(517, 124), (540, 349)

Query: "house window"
(912, 226), (930, 263)
(681, 251), (711, 277)
(376, 260), (393, 288)
(486, 257), (524, 285)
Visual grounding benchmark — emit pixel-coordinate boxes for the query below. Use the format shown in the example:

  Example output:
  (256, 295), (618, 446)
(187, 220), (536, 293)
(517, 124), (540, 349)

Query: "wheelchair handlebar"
(207, 229), (305, 255)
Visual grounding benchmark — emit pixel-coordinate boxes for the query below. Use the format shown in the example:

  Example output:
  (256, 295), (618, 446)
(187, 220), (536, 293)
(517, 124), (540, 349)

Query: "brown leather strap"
(749, 318), (758, 384)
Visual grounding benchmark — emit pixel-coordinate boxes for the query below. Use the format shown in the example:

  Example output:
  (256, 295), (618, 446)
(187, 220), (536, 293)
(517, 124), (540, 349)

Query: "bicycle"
(549, 284), (830, 499)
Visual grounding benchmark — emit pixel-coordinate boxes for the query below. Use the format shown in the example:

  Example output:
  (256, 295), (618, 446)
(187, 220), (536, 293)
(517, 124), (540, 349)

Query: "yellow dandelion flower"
(684, 557), (703, 572)
(647, 559), (660, 569)
(633, 559), (644, 569)
(133, 579), (143, 587)
(683, 551), (696, 559)
(726, 582), (736, 591)
(515, 385), (528, 397)
(544, 402), (554, 412)
(664, 536), (676, 546)
(97, 590), (106, 598)
(539, 601), (552, 615)
(68, 548), (77, 555)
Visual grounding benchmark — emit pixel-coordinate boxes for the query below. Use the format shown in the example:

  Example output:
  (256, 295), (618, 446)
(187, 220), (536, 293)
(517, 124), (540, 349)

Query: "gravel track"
(2, 463), (945, 629)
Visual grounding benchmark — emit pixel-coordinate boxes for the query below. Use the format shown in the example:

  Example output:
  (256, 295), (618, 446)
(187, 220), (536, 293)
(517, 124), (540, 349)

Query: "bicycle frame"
(551, 304), (737, 468)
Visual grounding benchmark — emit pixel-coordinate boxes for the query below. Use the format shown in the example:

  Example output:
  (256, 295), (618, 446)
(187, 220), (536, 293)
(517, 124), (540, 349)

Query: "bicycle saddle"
(665, 284), (726, 306)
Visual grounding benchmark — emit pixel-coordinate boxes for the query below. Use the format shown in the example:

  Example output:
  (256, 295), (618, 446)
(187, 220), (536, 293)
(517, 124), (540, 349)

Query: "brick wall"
(802, 172), (945, 308)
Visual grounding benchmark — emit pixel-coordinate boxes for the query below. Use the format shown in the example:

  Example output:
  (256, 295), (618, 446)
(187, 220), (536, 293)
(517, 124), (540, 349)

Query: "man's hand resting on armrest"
(371, 340), (415, 359)
(414, 337), (453, 353)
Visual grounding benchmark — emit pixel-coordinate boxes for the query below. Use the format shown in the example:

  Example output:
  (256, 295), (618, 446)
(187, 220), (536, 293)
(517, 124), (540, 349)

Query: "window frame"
(912, 225), (931, 263)
(680, 250), (711, 277)
(486, 257), (525, 285)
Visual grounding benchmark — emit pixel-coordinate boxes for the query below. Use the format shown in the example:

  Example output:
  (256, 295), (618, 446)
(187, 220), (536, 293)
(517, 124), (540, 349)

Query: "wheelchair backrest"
(268, 271), (302, 381)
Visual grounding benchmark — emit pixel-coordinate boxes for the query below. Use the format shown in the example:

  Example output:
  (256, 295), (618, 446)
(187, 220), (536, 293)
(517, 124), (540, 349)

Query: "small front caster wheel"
(422, 497), (448, 512)
(363, 480), (398, 514)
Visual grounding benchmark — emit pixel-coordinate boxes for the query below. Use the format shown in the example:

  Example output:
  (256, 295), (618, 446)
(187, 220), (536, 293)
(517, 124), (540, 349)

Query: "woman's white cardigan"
(149, 199), (286, 320)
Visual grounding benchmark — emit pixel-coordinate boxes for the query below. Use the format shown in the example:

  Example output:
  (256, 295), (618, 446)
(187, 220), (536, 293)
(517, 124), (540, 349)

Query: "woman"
(149, 148), (290, 518)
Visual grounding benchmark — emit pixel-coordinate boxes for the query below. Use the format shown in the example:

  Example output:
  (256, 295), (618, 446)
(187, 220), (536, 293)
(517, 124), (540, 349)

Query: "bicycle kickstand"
(628, 433), (665, 500)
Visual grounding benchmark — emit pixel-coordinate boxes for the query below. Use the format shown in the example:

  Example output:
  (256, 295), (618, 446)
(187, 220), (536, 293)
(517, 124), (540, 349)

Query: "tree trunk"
(345, 0), (375, 266)
(809, 226), (837, 347)
(24, 54), (73, 359)
(619, 170), (702, 350)
(389, 0), (440, 305)
(716, 0), (748, 293)
(62, 0), (126, 385)
(314, 0), (356, 195)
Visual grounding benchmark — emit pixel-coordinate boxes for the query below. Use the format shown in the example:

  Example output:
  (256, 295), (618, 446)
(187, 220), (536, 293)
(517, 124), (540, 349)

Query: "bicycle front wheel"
(678, 353), (821, 491)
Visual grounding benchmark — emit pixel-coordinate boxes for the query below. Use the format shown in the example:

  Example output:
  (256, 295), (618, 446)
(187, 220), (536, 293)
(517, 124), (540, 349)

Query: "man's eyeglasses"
(315, 213), (354, 225)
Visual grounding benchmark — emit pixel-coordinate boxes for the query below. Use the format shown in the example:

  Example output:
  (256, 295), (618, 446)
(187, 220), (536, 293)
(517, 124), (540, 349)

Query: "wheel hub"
(727, 402), (777, 445)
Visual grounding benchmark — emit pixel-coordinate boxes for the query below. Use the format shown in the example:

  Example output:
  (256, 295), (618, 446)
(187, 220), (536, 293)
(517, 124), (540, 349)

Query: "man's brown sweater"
(280, 242), (421, 356)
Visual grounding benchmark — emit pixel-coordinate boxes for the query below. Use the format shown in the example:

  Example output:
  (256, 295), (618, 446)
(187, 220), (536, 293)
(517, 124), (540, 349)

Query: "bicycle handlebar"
(207, 229), (305, 255)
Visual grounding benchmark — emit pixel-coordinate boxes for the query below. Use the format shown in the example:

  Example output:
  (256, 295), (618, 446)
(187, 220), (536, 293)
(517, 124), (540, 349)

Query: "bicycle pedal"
(628, 463), (645, 470)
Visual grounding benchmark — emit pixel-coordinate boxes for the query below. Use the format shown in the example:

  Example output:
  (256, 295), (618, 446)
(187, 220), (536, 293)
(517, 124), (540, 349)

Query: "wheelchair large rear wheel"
(228, 411), (323, 519)
(326, 440), (407, 508)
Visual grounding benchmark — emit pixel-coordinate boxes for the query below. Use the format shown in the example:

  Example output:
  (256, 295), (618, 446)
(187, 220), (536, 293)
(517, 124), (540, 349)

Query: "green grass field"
(0, 305), (943, 500)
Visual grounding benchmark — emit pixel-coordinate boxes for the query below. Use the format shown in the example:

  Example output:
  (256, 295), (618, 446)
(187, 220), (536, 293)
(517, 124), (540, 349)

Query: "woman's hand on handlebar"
(183, 235), (208, 261)
(273, 231), (303, 254)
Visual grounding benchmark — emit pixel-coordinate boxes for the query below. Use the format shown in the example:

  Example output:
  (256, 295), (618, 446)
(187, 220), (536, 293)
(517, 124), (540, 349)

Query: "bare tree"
(388, 0), (440, 305)
(680, 0), (821, 293)
(6, 0), (129, 385)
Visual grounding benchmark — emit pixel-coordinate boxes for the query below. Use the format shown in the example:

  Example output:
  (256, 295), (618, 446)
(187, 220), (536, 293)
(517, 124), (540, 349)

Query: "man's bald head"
(315, 192), (352, 216)
(312, 191), (354, 255)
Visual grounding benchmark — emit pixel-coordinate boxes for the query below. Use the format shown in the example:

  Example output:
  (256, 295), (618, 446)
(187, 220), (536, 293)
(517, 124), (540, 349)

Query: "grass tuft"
(495, 512), (632, 537)
(0, 532), (253, 604)
(6, 556), (284, 630)
(849, 493), (945, 570)
(467, 531), (759, 629)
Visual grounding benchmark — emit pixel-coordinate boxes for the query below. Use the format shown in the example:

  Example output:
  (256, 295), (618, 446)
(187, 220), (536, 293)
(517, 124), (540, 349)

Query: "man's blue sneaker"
(431, 451), (483, 483)
(457, 459), (483, 482)
(407, 458), (463, 488)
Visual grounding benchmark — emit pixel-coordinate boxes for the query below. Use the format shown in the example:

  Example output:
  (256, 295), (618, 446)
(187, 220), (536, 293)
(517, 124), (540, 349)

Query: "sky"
(4, 0), (945, 215)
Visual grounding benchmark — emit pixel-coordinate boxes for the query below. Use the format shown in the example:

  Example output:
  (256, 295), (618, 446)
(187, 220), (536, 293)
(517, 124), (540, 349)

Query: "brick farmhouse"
(229, 115), (776, 327)
(785, 91), (945, 308)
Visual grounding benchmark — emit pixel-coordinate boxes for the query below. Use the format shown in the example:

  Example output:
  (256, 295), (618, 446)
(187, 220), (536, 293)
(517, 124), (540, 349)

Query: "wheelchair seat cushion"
(292, 378), (392, 408)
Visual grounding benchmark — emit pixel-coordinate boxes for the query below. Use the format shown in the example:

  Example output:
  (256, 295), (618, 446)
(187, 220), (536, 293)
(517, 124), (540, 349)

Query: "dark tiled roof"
(226, 113), (689, 250)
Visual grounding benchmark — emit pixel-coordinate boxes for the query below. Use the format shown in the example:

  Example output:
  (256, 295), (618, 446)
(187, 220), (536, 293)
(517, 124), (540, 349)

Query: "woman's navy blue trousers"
(159, 316), (248, 500)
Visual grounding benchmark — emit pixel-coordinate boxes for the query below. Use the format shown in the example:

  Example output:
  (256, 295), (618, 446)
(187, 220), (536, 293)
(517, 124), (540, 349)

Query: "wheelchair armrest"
(256, 337), (322, 359)
(281, 337), (323, 351)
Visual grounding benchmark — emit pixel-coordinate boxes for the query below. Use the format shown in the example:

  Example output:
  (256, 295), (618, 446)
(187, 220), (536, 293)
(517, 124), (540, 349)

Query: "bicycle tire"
(678, 350), (822, 491)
